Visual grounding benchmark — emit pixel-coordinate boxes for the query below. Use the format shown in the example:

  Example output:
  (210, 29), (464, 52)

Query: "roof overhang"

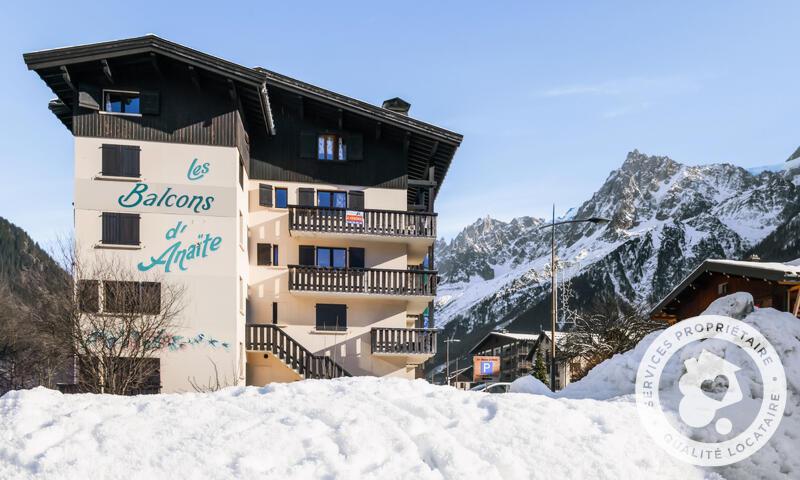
(256, 67), (463, 193)
(23, 35), (275, 135)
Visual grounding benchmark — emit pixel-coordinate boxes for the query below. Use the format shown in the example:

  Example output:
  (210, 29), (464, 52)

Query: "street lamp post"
(540, 206), (610, 391)
(444, 337), (461, 385)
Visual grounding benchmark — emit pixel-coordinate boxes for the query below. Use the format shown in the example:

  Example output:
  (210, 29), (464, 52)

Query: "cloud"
(602, 101), (652, 119)
(538, 75), (700, 99)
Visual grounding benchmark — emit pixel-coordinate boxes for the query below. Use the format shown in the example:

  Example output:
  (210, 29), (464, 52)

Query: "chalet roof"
(468, 331), (539, 354)
(255, 68), (462, 191)
(23, 35), (274, 134)
(650, 258), (800, 316)
(23, 35), (462, 193)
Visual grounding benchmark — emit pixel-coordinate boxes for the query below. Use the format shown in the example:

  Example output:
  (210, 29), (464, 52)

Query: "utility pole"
(550, 204), (557, 391)
(444, 337), (460, 385)
(539, 208), (610, 391)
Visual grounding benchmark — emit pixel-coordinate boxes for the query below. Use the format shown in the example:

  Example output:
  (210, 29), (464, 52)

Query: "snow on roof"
(468, 330), (539, 354)
(493, 331), (541, 341)
(707, 259), (800, 276)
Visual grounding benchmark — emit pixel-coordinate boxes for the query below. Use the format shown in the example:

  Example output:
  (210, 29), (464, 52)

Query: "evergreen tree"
(532, 351), (548, 387)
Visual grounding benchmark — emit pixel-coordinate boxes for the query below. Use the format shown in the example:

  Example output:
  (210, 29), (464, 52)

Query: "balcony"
(371, 327), (438, 362)
(290, 206), (436, 237)
(288, 265), (437, 300)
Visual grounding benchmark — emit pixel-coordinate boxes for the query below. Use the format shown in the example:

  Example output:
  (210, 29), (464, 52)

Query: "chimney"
(382, 97), (411, 115)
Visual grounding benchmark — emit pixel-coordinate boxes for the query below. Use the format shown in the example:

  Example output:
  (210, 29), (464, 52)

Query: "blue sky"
(2, 2), (799, 245)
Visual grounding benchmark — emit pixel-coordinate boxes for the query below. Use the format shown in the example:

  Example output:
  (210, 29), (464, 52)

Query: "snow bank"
(509, 375), (552, 396)
(0, 379), (705, 480)
(552, 294), (800, 479)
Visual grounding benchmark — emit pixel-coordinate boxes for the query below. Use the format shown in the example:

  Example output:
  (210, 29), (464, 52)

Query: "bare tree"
(188, 358), (241, 393)
(559, 294), (667, 381)
(28, 243), (186, 395)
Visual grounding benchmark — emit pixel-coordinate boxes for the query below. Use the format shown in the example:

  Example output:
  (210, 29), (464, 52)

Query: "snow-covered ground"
(1, 296), (796, 479)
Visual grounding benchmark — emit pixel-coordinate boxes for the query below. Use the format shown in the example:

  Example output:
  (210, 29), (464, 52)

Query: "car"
(469, 382), (512, 394)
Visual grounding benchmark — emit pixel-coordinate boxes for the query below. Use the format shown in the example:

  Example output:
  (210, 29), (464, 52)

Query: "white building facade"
(25, 36), (462, 393)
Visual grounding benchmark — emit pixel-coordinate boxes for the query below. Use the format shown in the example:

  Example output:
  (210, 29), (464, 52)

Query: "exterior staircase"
(246, 324), (351, 379)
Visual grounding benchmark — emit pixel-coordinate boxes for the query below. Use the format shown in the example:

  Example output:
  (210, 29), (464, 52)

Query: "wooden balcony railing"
(288, 265), (437, 296)
(371, 327), (438, 355)
(246, 324), (350, 379)
(289, 206), (436, 238)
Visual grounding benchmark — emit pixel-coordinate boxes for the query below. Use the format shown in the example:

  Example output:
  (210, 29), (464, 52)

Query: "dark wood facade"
(24, 35), (463, 212)
(469, 332), (538, 383)
(651, 260), (800, 323)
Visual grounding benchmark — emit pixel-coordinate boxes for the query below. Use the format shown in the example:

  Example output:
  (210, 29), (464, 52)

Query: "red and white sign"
(346, 210), (364, 226)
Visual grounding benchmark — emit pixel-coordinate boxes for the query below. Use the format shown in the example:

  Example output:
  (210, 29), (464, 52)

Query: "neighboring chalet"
(24, 35), (462, 393)
(469, 331), (539, 383)
(527, 332), (585, 390)
(650, 259), (800, 323)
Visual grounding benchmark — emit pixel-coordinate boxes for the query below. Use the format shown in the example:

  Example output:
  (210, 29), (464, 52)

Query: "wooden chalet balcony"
(289, 206), (436, 238)
(371, 327), (438, 359)
(288, 265), (437, 297)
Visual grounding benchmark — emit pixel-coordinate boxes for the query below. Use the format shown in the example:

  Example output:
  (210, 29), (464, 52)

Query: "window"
(239, 156), (245, 189)
(275, 188), (288, 208)
(103, 90), (140, 114)
(317, 191), (347, 209)
(102, 212), (140, 245)
(101, 144), (140, 177)
(718, 283), (729, 296)
(298, 188), (315, 207)
(348, 247), (365, 269)
(316, 304), (347, 331)
(239, 212), (245, 247)
(259, 184), (273, 207)
(77, 280), (100, 313)
(348, 191), (364, 211)
(272, 245), (280, 266)
(317, 247), (346, 268)
(103, 281), (160, 314)
(299, 246), (316, 266)
(318, 134), (346, 161)
(240, 277), (246, 314)
(272, 302), (278, 325)
(257, 244), (272, 266)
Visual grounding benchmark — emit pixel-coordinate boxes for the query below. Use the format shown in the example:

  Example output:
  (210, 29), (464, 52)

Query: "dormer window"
(103, 90), (141, 115)
(318, 134), (346, 161)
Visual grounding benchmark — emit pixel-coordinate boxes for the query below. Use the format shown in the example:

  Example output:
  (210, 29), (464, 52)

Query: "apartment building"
(24, 35), (462, 392)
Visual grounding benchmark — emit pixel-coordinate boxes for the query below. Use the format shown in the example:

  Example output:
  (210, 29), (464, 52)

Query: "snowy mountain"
(433, 150), (800, 363)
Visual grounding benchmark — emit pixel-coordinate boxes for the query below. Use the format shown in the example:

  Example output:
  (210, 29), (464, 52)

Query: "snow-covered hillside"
(1, 298), (795, 479)
(434, 150), (800, 354)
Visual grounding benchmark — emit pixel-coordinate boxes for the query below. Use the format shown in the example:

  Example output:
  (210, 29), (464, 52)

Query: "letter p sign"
(481, 361), (494, 375)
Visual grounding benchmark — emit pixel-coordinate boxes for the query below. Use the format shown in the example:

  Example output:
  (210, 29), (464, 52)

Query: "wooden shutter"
(102, 145), (123, 176)
(121, 146), (141, 177)
(348, 191), (365, 210)
(102, 213), (120, 244)
(77, 280), (100, 313)
(259, 184), (273, 207)
(348, 133), (364, 160)
(257, 244), (272, 266)
(139, 91), (160, 115)
(119, 214), (140, 245)
(140, 282), (161, 314)
(298, 188), (315, 207)
(300, 131), (317, 159)
(78, 84), (101, 110)
(102, 145), (140, 177)
(348, 247), (365, 269)
(299, 246), (315, 266)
